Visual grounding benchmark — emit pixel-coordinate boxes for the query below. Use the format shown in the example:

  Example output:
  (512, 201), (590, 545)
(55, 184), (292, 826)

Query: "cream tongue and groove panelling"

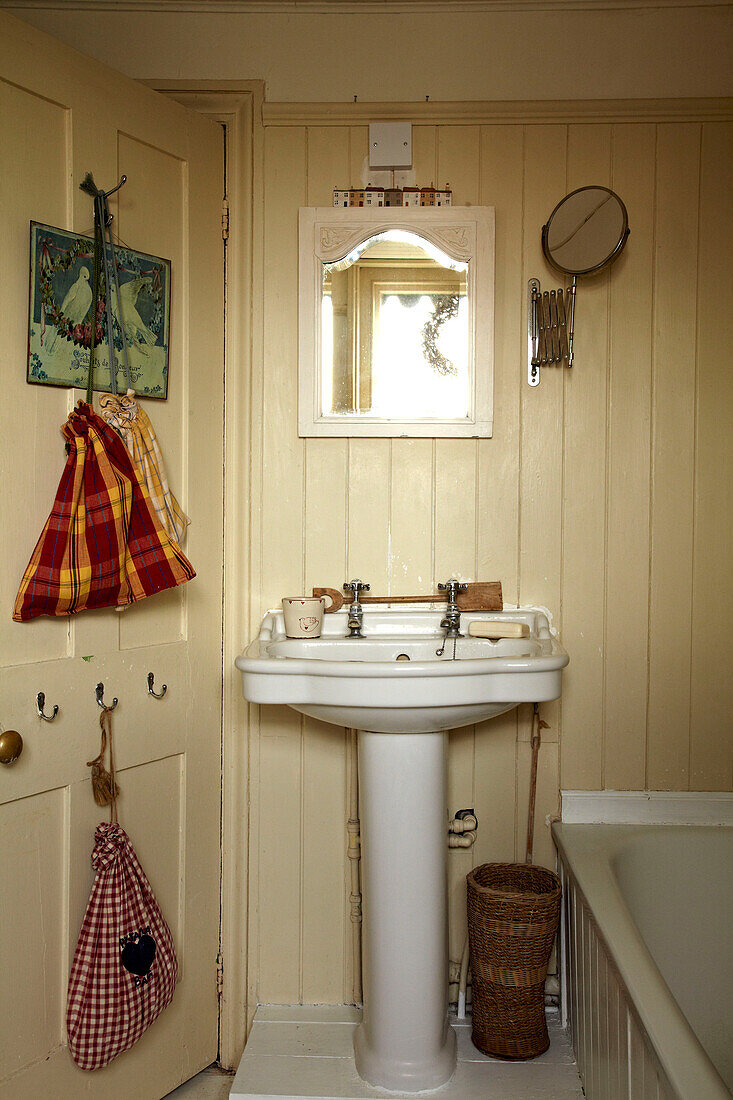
(247, 107), (733, 1010)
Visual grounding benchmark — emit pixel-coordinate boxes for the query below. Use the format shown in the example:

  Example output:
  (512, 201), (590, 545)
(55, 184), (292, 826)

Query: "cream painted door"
(0, 13), (224, 1099)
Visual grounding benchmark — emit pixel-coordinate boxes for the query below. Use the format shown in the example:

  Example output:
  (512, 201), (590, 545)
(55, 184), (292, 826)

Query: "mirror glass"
(542, 186), (629, 276)
(321, 230), (469, 420)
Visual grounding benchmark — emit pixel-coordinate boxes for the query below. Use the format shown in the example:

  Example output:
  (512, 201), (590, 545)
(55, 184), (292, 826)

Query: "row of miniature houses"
(333, 184), (452, 208)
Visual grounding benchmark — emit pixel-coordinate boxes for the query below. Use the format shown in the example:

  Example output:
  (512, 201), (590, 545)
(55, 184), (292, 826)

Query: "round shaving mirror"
(542, 185), (629, 276)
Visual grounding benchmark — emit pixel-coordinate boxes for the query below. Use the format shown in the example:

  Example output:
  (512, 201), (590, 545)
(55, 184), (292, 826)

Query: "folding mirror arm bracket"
(566, 277), (578, 369)
(527, 276), (576, 387)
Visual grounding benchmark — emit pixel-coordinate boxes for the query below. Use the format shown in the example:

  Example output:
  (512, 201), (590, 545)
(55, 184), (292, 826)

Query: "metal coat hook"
(96, 682), (118, 711)
(79, 172), (127, 226)
(147, 673), (167, 700)
(105, 173), (127, 198)
(36, 692), (59, 722)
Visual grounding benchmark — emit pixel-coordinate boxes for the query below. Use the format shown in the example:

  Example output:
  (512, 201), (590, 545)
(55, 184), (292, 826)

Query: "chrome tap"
(343, 579), (370, 638)
(438, 578), (467, 638)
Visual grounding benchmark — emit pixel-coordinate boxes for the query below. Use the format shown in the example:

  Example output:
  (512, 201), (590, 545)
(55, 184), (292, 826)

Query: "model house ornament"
(333, 184), (451, 208)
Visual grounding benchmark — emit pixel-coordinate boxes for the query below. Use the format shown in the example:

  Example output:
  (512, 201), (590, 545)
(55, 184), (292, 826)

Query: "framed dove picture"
(27, 221), (171, 399)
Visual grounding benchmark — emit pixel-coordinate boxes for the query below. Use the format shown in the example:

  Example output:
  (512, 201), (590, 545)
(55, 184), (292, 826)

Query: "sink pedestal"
(354, 730), (457, 1092)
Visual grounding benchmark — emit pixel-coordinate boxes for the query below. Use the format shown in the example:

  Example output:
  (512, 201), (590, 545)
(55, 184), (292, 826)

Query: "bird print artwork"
(47, 266), (93, 354)
(29, 222), (171, 398)
(113, 275), (159, 357)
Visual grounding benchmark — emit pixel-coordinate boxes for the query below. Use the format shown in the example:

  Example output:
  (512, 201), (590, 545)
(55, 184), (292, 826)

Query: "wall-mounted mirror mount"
(528, 185), (629, 387)
(299, 207), (495, 437)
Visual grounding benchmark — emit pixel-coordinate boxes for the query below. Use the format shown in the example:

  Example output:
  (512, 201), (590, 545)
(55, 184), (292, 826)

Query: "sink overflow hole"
(395, 653), (411, 661)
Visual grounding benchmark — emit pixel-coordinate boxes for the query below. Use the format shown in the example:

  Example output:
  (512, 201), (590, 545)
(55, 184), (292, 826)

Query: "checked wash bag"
(67, 819), (178, 1070)
(67, 707), (178, 1070)
(13, 401), (194, 621)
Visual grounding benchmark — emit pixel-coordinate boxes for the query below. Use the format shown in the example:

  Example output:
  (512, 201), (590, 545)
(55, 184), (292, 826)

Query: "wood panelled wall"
(246, 111), (733, 1008)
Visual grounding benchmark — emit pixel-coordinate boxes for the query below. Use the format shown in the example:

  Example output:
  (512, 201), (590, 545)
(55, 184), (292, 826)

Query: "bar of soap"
(468, 620), (530, 639)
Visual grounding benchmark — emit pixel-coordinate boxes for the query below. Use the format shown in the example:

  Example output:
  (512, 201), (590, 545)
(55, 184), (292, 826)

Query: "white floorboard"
(229, 1006), (583, 1099)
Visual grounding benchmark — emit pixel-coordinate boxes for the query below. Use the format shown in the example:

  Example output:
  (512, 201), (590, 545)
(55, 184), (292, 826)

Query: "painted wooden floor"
(165, 1065), (234, 1099)
(229, 1005), (583, 1099)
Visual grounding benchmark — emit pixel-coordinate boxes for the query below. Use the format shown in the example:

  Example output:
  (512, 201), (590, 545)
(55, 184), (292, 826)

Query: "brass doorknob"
(0, 729), (23, 765)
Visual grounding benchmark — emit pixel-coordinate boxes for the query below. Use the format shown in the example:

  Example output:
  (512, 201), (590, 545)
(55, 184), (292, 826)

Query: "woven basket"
(467, 862), (561, 1060)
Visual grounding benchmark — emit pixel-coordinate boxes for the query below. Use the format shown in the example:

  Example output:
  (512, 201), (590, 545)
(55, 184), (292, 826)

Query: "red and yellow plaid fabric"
(100, 392), (190, 546)
(13, 401), (195, 621)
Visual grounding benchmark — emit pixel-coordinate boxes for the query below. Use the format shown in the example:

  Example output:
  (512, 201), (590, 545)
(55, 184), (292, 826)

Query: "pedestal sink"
(236, 605), (568, 1092)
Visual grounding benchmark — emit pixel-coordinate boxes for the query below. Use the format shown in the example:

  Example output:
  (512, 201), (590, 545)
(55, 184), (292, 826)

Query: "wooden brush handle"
(313, 588), (440, 613)
(313, 582), (502, 613)
(314, 587), (346, 612)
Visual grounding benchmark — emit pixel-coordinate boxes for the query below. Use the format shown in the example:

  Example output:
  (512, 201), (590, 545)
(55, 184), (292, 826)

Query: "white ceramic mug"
(282, 596), (326, 638)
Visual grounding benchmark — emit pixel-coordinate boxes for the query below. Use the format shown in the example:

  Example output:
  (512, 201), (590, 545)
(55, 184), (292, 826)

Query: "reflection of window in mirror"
(299, 206), (494, 437)
(321, 232), (469, 420)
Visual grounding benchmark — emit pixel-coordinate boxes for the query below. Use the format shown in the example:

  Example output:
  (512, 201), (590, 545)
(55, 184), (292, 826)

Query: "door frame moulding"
(148, 79), (265, 1071)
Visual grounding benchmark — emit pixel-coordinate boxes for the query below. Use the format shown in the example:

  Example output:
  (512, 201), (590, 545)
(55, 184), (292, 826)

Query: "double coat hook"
(36, 692), (59, 722)
(147, 673), (167, 699)
(96, 683), (118, 711)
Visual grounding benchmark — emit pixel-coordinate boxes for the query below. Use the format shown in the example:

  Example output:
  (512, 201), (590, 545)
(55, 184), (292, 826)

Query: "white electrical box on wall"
(369, 122), (412, 168)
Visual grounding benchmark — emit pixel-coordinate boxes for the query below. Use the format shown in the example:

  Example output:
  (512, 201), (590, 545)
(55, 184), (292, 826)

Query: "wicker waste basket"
(467, 863), (561, 1060)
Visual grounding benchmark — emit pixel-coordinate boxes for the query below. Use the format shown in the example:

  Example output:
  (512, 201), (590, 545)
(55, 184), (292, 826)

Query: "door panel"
(0, 787), (68, 1081)
(0, 80), (71, 669)
(0, 12), (224, 1098)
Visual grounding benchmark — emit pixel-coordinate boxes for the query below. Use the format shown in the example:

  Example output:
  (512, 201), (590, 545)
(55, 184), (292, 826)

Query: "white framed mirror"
(298, 207), (495, 437)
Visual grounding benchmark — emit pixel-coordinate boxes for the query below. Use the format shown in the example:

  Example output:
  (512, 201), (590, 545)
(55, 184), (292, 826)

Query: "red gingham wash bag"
(67, 821), (178, 1070)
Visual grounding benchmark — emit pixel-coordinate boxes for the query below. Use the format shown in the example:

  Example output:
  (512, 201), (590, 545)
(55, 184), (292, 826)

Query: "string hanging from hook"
(87, 707), (120, 819)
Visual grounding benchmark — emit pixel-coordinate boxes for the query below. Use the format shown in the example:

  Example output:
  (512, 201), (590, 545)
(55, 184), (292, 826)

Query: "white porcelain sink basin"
(236, 605), (568, 733)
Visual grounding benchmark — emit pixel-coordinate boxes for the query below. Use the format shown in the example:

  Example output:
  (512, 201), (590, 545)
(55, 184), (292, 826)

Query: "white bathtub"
(553, 801), (732, 1100)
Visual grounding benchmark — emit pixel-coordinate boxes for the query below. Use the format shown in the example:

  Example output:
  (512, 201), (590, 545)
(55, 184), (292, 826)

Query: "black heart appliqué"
(120, 929), (157, 979)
